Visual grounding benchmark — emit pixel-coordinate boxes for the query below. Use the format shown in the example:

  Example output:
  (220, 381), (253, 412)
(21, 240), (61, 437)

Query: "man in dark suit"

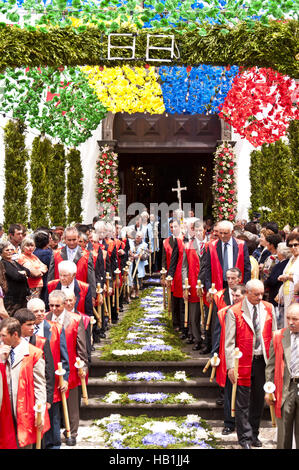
(47, 226), (96, 300)
(205, 220), (251, 293)
(26, 297), (69, 449)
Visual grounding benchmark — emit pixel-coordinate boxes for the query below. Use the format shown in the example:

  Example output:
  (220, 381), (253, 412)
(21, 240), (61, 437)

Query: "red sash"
(185, 240), (200, 303)
(64, 313), (82, 390)
(209, 239), (245, 291)
(0, 363), (17, 449)
(216, 306), (230, 388)
(172, 238), (184, 298)
(272, 328), (286, 419)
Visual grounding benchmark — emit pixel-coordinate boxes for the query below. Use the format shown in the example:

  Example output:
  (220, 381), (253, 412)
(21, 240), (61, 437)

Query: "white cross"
(172, 179), (187, 211)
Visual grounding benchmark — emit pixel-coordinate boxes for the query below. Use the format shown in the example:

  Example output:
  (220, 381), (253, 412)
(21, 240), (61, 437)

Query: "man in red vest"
(26, 296), (70, 449)
(216, 284), (246, 436)
(13, 308), (55, 417)
(46, 290), (88, 447)
(182, 218), (205, 350)
(0, 358), (17, 448)
(46, 260), (93, 317)
(265, 302), (299, 449)
(225, 279), (277, 448)
(204, 220), (251, 293)
(0, 317), (49, 448)
(48, 226), (96, 300)
(167, 218), (188, 338)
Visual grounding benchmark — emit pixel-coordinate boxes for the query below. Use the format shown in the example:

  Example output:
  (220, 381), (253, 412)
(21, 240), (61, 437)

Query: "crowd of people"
(0, 212), (298, 450)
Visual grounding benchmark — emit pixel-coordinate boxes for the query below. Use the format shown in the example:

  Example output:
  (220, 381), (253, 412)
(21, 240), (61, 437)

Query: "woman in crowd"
(277, 231), (299, 326)
(0, 241), (31, 315)
(18, 236), (48, 299)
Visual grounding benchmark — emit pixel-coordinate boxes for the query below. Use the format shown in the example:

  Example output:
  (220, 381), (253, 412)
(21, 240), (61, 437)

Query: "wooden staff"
(231, 347), (243, 417)
(95, 283), (103, 328)
(112, 280), (115, 307)
(184, 278), (190, 329)
(132, 249), (144, 281)
(126, 261), (132, 297)
(55, 362), (70, 438)
(210, 353), (220, 383)
(263, 382), (276, 427)
(206, 283), (217, 331)
(114, 268), (121, 315)
(33, 401), (44, 449)
(203, 358), (211, 373)
(106, 272), (112, 322)
(148, 240), (152, 276)
(160, 267), (167, 310)
(75, 357), (88, 406)
(197, 280), (205, 328)
(166, 275), (173, 316)
(89, 316), (96, 346)
(119, 266), (128, 297)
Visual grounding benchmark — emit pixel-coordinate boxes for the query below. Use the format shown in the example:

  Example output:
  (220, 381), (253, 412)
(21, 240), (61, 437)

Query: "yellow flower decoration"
(81, 65), (165, 115)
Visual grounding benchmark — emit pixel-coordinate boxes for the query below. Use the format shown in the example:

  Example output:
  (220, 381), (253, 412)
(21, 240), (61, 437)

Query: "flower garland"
(81, 65), (165, 115)
(159, 65), (239, 115)
(212, 142), (237, 223)
(96, 146), (120, 219)
(219, 67), (299, 147)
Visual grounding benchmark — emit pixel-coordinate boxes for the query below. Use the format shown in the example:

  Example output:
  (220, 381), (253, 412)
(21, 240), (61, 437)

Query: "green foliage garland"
(48, 143), (67, 227)
(249, 125), (299, 227)
(0, 66), (108, 147)
(3, 120), (29, 230)
(0, 21), (297, 77)
(30, 135), (52, 229)
(212, 142), (237, 223)
(66, 148), (83, 224)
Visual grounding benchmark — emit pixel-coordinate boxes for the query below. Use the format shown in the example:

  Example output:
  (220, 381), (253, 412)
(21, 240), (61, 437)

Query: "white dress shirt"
(51, 310), (66, 326)
(61, 279), (75, 294)
(66, 246), (78, 262)
(222, 238), (233, 270)
(245, 297), (263, 356)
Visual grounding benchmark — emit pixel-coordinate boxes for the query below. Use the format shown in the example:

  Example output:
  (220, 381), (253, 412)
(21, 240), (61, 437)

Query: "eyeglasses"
(289, 243), (299, 248)
(49, 304), (63, 308)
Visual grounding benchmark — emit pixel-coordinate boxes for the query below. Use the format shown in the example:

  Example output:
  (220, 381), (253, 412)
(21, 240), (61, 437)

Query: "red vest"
(172, 238), (184, 298)
(53, 248), (90, 284)
(185, 240), (200, 303)
(209, 239), (245, 291)
(272, 328), (287, 419)
(214, 289), (227, 312)
(64, 313), (82, 390)
(216, 306), (230, 388)
(0, 363), (17, 449)
(163, 238), (173, 271)
(48, 279), (89, 315)
(229, 301), (274, 386)
(47, 321), (69, 403)
(16, 344), (51, 448)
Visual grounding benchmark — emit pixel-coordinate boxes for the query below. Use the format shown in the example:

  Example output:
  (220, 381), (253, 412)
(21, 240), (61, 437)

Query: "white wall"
(232, 129), (256, 221)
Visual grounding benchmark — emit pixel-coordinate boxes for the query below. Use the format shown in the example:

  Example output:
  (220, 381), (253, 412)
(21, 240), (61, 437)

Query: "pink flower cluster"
(96, 147), (119, 216)
(212, 144), (237, 222)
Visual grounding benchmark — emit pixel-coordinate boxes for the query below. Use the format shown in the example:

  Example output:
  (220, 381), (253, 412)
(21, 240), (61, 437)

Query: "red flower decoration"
(219, 67), (299, 147)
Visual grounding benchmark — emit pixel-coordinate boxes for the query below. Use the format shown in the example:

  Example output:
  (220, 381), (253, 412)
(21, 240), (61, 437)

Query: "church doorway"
(118, 152), (214, 218)
(111, 112), (222, 219)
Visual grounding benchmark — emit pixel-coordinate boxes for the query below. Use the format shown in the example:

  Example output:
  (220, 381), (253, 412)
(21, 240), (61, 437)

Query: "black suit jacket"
(205, 238), (251, 291)
(30, 334), (55, 405)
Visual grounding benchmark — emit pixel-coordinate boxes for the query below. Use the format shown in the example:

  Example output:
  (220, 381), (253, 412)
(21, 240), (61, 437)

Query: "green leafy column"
(30, 135), (52, 229)
(48, 143), (67, 227)
(3, 120), (29, 229)
(66, 148), (83, 224)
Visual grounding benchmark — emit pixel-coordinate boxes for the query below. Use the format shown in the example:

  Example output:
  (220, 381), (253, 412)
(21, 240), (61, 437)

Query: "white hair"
(218, 220), (234, 232)
(49, 290), (67, 303)
(27, 297), (45, 311)
(58, 260), (77, 275)
(94, 221), (106, 233)
(277, 242), (292, 259)
(246, 279), (264, 291)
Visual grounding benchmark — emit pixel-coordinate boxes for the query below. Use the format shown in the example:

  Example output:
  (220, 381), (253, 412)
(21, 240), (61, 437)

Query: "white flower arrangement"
(103, 392), (123, 403)
(111, 349), (145, 356)
(174, 371), (187, 381)
(142, 421), (180, 433)
(174, 392), (195, 403)
(104, 371), (119, 382)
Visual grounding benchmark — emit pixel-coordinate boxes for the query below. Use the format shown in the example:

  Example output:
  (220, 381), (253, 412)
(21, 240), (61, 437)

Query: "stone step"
(89, 358), (211, 377)
(80, 397), (226, 420)
(86, 377), (219, 398)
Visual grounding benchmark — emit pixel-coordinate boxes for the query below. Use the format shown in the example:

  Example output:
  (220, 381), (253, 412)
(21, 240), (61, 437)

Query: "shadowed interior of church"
(118, 153), (214, 218)
(112, 112), (222, 220)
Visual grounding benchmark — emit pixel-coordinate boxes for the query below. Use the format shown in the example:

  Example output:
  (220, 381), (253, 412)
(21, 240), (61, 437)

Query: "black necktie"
(10, 348), (15, 365)
(223, 242), (229, 280)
